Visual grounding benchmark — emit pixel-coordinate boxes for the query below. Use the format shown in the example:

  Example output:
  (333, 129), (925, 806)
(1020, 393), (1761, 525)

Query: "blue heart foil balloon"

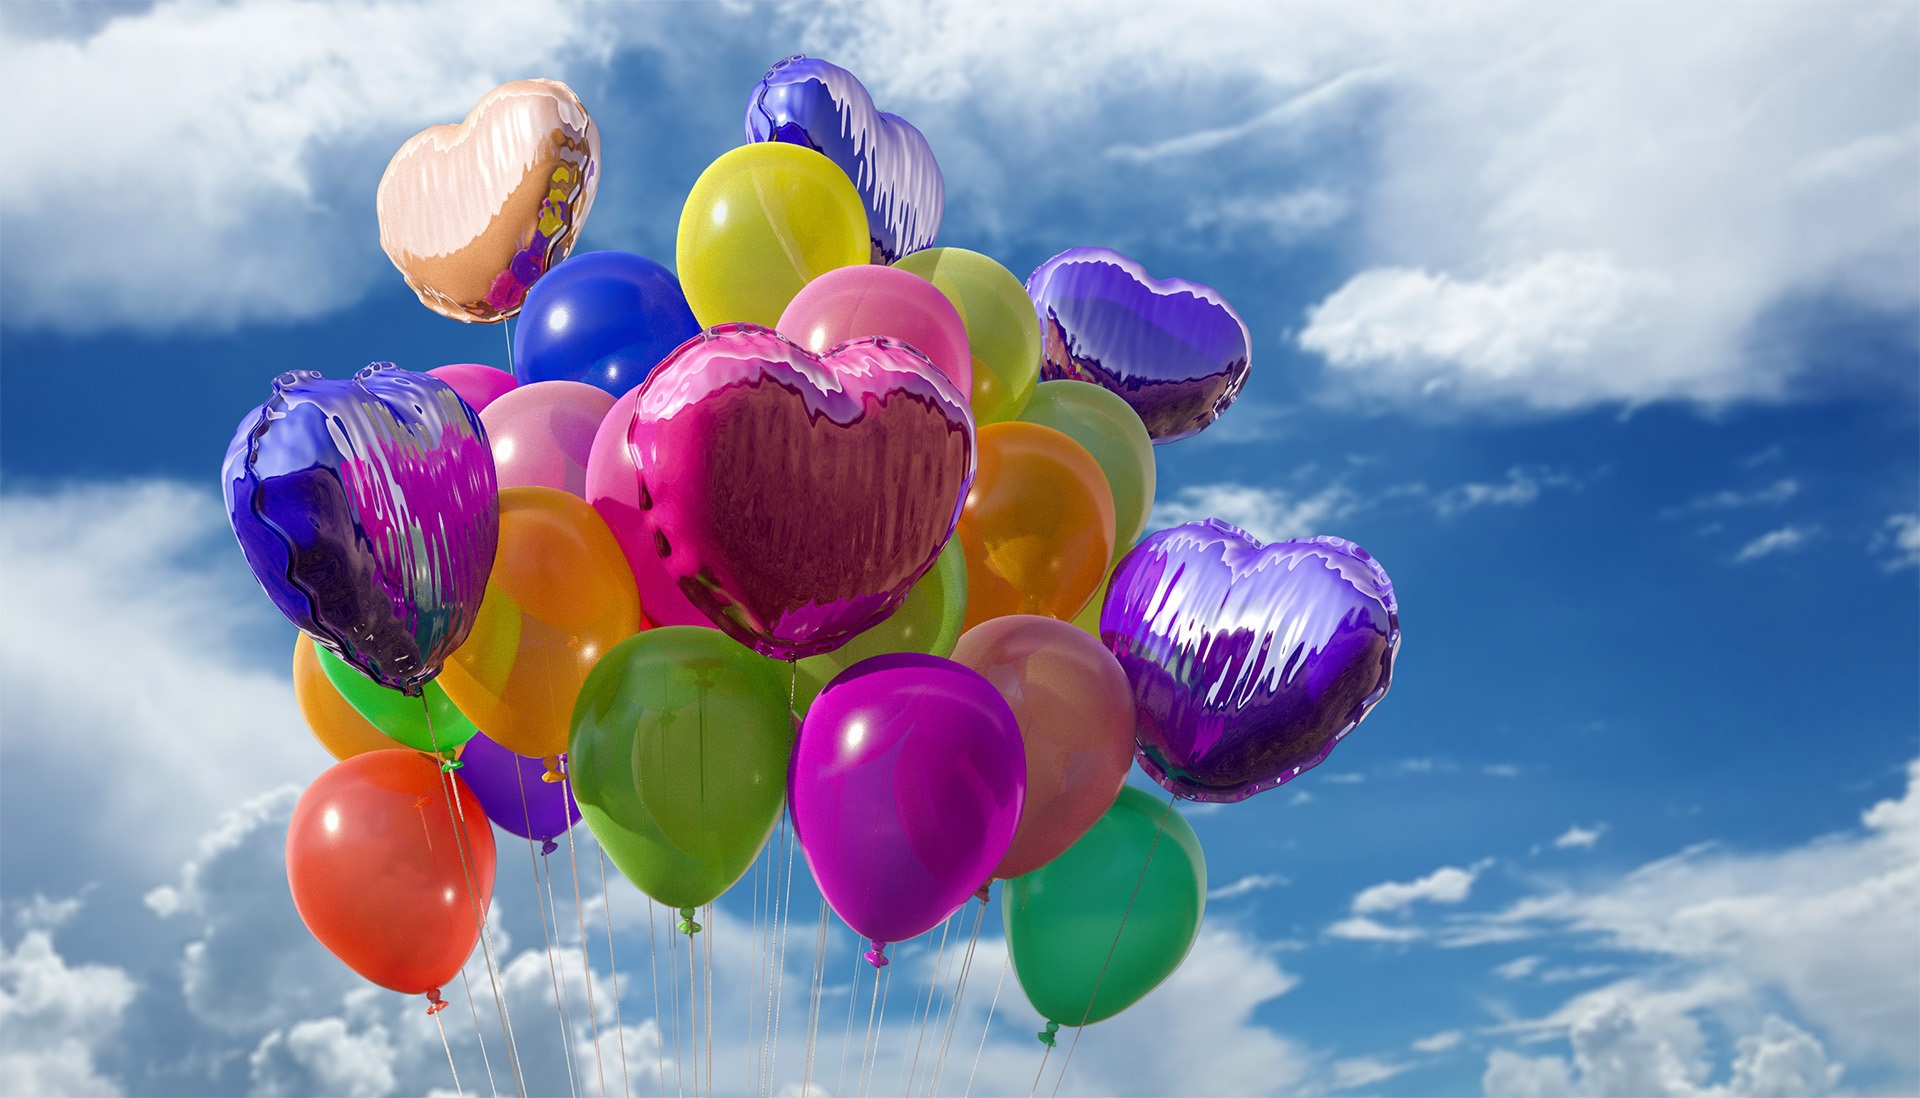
(745, 55), (944, 265)
(1028, 248), (1251, 444)
(223, 365), (499, 695)
(1100, 520), (1399, 802)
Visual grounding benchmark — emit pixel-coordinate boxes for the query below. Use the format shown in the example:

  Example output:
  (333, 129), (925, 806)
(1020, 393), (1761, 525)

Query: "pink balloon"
(777, 265), (973, 397)
(428, 363), (518, 413)
(583, 388), (712, 628)
(480, 380), (614, 497)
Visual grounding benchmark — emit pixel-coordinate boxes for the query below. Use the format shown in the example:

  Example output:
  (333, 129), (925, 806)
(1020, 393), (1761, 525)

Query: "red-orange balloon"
(956, 422), (1115, 630)
(952, 615), (1136, 878)
(286, 751), (495, 997)
(292, 635), (401, 760)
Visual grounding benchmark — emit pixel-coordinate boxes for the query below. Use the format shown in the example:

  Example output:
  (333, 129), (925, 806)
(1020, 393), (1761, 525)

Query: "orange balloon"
(956, 422), (1115, 629)
(438, 487), (641, 761)
(293, 635), (402, 760)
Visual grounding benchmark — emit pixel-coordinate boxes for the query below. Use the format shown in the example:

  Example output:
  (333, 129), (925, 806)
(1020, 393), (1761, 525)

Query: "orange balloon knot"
(425, 989), (448, 1016)
(540, 839), (559, 857)
(677, 907), (702, 935)
(1037, 1021), (1059, 1047)
(540, 757), (566, 783)
(864, 940), (890, 968)
(974, 882), (992, 904)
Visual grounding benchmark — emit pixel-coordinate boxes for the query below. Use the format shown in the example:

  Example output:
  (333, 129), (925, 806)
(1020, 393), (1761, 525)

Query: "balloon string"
(520, 777), (580, 1098)
(864, 962), (893, 1098)
(504, 316), (515, 375)
(595, 848), (633, 1098)
(538, 841), (579, 1095)
(646, 899), (664, 1098)
(459, 968), (502, 1098)
(964, 953), (1010, 1098)
(747, 833), (766, 1096)
(929, 900), (988, 1096)
(438, 1006), (466, 1097)
(759, 815), (788, 1094)
(1048, 793), (1178, 1098)
(903, 913), (957, 1094)
(835, 948), (862, 1098)
(667, 911), (683, 1098)
(857, 957), (885, 1098)
(799, 898), (830, 1098)
(704, 903), (716, 1098)
(423, 696), (527, 1098)
(769, 785), (798, 1093)
(686, 909), (700, 1098)
(561, 774), (609, 1098)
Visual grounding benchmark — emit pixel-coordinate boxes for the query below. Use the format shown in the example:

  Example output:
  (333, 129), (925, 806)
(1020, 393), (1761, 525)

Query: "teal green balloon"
(1020, 381), (1156, 566)
(569, 627), (793, 910)
(792, 537), (967, 712)
(1001, 785), (1205, 1029)
(315, 643), (476, 753)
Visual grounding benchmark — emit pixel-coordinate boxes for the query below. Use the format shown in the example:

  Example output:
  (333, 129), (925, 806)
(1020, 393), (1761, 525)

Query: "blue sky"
(1, 2), (1916, 1096)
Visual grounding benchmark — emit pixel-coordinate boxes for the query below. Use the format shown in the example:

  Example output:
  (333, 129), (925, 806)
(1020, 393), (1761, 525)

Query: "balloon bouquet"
(225, 55), (1402, 1068)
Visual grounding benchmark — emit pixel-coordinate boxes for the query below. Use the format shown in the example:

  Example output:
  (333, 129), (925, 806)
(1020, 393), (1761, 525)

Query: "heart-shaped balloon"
(378, 79), (599, 323)
(746, 55), (943, 265)
(627, 324), (975, 659)
(1028, 248), (1250, 444)
(1101, 520), (1399, 802)
(225, 365), (497, 695)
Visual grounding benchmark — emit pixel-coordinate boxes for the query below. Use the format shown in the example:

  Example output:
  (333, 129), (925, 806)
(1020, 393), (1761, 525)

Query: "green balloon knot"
(1037, 1021), (1059, 1048)
(677, 907), (702, 935)
(439, 755), (463, 772)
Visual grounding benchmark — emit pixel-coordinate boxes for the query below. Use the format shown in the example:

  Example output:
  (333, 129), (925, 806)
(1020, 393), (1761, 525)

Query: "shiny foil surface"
(1028, 247), (1251, 444)
(1100, 520), (1399, 802)
(378, 79), (600, 323)
(627, 324), (975, 659)
(746, 55), (944, 265)
(223, 365), (499, 695)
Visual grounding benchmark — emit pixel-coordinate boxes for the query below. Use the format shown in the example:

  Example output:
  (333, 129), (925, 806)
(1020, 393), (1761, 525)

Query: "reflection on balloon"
(895, 247), (1041, 424)
(1020, 380), (1156, 565)
(793, 537), (967, 711)
(957, 422), (1114, 630)
(511, 251), (701, 396)
(584, 387), (711, 630)
(481, 380), (615, 498)
(427, 363), (517, 413)
(777, 264), (972, 396)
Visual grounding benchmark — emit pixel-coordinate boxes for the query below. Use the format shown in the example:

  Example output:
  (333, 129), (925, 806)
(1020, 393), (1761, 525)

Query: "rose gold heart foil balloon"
(377, 79), (600, 323)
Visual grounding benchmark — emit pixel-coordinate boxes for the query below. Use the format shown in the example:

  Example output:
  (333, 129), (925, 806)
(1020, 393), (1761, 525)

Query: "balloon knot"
(425, 988), (448, 1016)
(974, 882), (992, 904)
(540, 757), (565, 783)
(540, 839), (558, 857)
(439, 755), (462, 772)
(1037, 1021), (1059, 1047)
(677, 907), (702, 935)
(864, 940), (890, 968)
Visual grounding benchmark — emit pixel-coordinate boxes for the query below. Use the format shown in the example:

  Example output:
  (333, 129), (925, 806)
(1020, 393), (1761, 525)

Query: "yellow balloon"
(438, 487), (641, 762)
(676, 143), (869, 328)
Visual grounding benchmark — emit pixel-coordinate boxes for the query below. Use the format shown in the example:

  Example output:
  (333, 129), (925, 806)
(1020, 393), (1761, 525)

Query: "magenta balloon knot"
(864, 941), (890, 968)
(974, 882), (992, 904)
(1037, 1020), (1059, 1047)
(540, 839), (558, 857)
(677, 907), (702, 936)
(425, 988), (447, 1016)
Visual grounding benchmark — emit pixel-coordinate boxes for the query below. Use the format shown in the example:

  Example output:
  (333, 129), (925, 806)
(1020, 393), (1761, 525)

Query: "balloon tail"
(541, 839), (558, 857)
(541, 756), (565, 783)
(864, 940), (890, 968)
(426, 988), (449, 1015)
(974, 881), (992, 903)
(440, 752), (463, 772)
(678, 906), (703, 936)
(1036, 1020), (1059, 1047)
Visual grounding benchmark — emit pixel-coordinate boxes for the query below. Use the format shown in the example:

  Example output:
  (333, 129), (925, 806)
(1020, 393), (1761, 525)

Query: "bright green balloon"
(315, 644), (476, 753)
(569, 627), (794, 910)
(895, 247), (1041, 424)
(1001, 785), (1205, 1031)
(1021, 381), (1156, 567)
(793, 538), (967, 712)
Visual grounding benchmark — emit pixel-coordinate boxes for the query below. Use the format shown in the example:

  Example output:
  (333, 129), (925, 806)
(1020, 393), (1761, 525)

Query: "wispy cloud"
(1412, 1030), (1464, 1053)
(1733, 524), (1820, 563)
(1429, 467), (1577, 518)
(1554, 824), (1607, 850)
(1874, 513), (1920, 571)
(1494, 955), (1544, 980)
(1353, 864), (1486, 915)
(1663, 479), (1800, 516)
(1149, 481), (1360, 544)
(1328, 916), (1426, 943)
(1208, 874), (1291, 901)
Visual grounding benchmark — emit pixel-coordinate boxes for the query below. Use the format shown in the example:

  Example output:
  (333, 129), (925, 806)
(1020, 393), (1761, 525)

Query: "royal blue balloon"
(511, 251), (702, 397)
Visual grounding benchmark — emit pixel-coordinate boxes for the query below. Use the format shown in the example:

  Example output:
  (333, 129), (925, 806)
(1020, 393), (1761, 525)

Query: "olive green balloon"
(793, 538), (967, 712)
(569, 627), (793, 910)
(1071, 567), (1109, 641)
(895, 247), (1041, 424)
(315, 643), (476, 753)
(1001, 785), (1206, 1029)
(1021, 380), (1156, 566)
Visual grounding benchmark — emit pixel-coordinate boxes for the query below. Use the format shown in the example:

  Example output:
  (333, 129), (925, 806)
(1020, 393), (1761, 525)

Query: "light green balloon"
(314, 644), (476, 753)
(569, 627), (793, 911)
(1001, 786), (1205, 1030)
(1021, 380), (1156, 567)
(792, 538), (967, 712)
(895, 247), (1041, 424)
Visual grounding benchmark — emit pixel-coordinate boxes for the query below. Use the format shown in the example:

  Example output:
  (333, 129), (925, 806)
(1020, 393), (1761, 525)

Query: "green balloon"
(895, 247), (1041, 424)
(1070, 567), (1109, 641)
(315, 644), (476, 753)
(569, 627), (794, 910)
(1001, 785), (1206, 1030)
(1021, 380), (1157, 566)
(792, 538), (968, 712)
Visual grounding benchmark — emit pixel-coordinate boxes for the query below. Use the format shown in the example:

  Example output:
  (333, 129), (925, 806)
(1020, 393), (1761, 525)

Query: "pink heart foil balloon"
(627, 324), (976, 659)
(585, 386), (712, 629)
(481, 380), (614, 497)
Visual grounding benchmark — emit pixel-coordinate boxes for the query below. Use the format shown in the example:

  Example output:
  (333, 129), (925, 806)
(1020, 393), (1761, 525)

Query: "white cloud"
(1664, 480), (1800, 516)
(250, 1016), (399, 1097)
(1553, 825), (1605, 851)
(1495, 956), (1544, 981)
(1326, 917), (1425, 944)
(1207, 874), (1290, 902)
(1430, 467), (1576, 518)
(1732, 524), (1819, 563)
(0, 913), (138, 1098)
(1352, 865), (1483, 915)
(1413, 1029), (1463, 1054)
(1874, 513), (1920, 570)
(1149, 481), (1359, 544)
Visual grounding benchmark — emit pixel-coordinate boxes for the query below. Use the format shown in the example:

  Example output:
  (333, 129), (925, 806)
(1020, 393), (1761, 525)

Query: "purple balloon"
(459, 733), (581, 852)
(1101, 520), (1400, 802)
(627, 324), (974, 660)
(223, 364), (498, 695)
(1028, 247), (1251, 444)
(746, 55), (944, 265)
(791, 654), (1025, 962)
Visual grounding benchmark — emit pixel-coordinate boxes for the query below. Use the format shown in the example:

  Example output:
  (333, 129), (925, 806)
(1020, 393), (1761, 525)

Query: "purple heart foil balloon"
(627, 324), (975, 660)
(223, 364), (499, 695)
(746, 55), (944, 265)
(1101, 520), (1400, 802)
(1028, 247), (1251, 444)
(458, 732), (580, 853)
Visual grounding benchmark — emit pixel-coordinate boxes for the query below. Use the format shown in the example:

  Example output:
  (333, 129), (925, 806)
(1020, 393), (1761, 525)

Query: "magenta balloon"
(428, 363), (518, 413)
(777, 265), (972, 397)
(792, 653), (1025, 957)
(480, 380), (614, 497)
(627, 323), (975, 659)
(583, 387), (712, 629)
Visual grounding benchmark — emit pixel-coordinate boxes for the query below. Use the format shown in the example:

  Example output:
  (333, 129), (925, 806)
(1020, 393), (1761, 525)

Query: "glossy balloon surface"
(793, 537), (966, 712)
(777, 264), (972, 395)
(458, 732), (580, 846)
(895, 248), (1040, 424)
(584, 387), (710, 630)
(481, 380), (615, 497)
(957, 422), (1113, 629)
(1020, 380), (1156, 565)
(427, 363), (517, 413)
(315, 642), (477, 754)
(292, 635), (400, 760)
(510, 251), (701, 396)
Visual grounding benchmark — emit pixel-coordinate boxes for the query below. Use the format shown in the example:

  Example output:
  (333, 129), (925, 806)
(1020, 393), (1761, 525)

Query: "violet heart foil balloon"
(627, 324), (974, 660)
(1028, 247), (1251, 444)
(1101, 520), (1399, 802)
(223, 365), (498, 695)
(458, 733), (580, 853)
(746, 55), (944, 264)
